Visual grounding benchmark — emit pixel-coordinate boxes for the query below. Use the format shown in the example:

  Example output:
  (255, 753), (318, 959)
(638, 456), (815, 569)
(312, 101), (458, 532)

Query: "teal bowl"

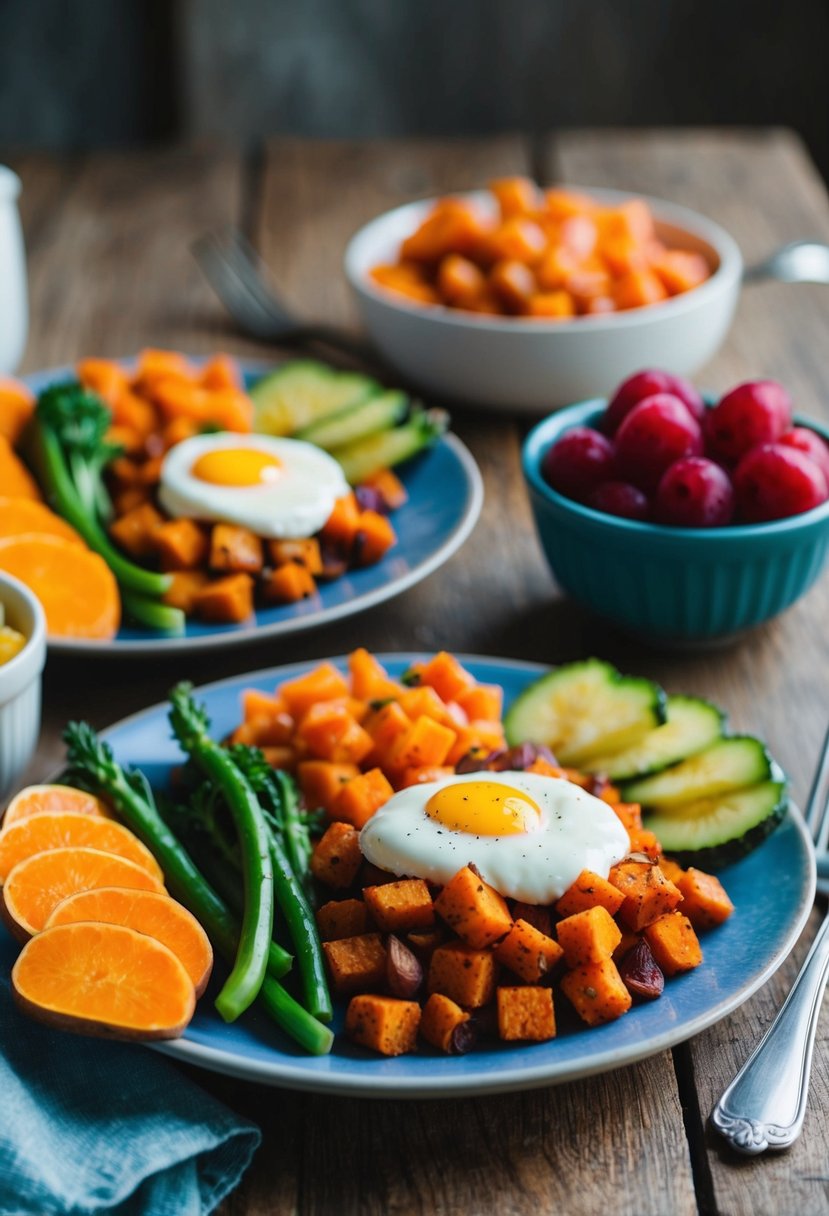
(523, 400), (829, 644)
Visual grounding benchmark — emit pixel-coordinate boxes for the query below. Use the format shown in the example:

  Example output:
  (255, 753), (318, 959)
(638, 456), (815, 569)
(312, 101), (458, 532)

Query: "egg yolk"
(426, 781), (541, 836)
(191, 448), (282, 488)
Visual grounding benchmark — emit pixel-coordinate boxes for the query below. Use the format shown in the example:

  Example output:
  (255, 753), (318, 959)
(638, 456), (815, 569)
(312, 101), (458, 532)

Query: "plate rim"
(94, 652), (817, 1098)
(20, 361), (483, 658)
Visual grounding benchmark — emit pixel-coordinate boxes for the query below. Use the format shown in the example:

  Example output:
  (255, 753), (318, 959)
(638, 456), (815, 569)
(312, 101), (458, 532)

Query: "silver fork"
(192, 229), (379, 366)
(711, 722), (829, 1154)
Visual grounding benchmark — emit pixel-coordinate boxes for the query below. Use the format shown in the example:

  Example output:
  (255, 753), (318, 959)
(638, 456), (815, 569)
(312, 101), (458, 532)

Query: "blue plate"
(0, 655), (813, 1098)
(21, 361), (483, 657)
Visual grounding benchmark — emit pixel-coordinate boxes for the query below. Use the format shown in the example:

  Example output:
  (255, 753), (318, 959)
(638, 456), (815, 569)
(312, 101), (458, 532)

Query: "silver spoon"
(744, 240), (829, 284)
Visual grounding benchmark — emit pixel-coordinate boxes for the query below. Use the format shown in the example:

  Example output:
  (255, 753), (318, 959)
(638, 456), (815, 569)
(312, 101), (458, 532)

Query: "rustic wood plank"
(549, 127), (829, 1216)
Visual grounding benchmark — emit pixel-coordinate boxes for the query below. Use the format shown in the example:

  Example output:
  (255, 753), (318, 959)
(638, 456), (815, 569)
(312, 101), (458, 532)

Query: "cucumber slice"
(622, 736), (773, 807)
(251, 360), (380, 436)
(296, 390), (409, 451)
(332, 407), (449, 484)
(503, 659), (666, 767)
(585, 696), (725, 781)
(645, 779), (788, 870)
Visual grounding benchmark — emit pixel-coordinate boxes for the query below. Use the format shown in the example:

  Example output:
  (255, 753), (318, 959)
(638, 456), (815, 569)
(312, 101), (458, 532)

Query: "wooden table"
(9, 129), (829, 1215)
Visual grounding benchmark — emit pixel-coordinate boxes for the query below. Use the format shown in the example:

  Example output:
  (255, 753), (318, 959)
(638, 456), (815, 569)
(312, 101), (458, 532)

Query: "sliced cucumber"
(585, 695), (725, 781)
(332, 407), (449, 484)
(645, 779), (788, 870)
(296, 389), (409, 451)
(251, 360), (380, 436)
(622, 736), (773, 807)
(503, 659), (666, 767)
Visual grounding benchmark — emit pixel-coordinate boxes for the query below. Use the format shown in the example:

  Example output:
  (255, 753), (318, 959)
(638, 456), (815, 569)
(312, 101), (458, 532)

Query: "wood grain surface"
(8, 130), (829, 1216)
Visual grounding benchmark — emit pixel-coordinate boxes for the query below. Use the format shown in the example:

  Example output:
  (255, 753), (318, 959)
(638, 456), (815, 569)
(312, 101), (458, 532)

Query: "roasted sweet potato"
(560, 958), (632, 1026)
(556, 905), (622, 967)
(209, 524), (264, 574)
(419, 991), (473, 1053)
(193, 573), (254, 623)
(427, 943), (497, 1008)
(495, 918), (564, 983)
(345, 994), (420, 1055)
(644, 912), (703, 976)
(309, 822), (362, 889)
(298, 761), (360, 815)
(323, 933), (387, 996)
(676, 868), (734, 930)
(363, 878), (435, 934)
(555, 869), (625, 919)
(434, 865), (512, 948)
(332, 767), (394, 829)
(608, 859), (683, 931)
(154, 519), (209, 571)
(497, 986), (556, 1041)
(316, 898), (371, 941)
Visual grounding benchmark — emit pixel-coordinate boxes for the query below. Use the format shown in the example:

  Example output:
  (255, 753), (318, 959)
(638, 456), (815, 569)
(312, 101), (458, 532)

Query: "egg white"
(359, 770), (630, 904)
(158, 433), (350, 539)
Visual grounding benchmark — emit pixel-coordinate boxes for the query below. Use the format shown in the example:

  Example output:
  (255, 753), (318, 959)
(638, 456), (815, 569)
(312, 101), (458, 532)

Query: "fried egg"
(359, 770), (629, 904)
(158, 433), (349, 539)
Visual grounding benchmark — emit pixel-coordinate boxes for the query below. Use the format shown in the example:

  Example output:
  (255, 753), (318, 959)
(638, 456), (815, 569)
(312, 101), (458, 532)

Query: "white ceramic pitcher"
(0, 167), (27, 374)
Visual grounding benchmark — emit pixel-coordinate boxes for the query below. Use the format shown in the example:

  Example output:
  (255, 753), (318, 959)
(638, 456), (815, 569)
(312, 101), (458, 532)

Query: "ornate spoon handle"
(711, 910), (829, 1155)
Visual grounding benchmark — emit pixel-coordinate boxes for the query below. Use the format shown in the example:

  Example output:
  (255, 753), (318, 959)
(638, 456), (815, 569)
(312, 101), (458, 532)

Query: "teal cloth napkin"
(0, 974), (261, 1216)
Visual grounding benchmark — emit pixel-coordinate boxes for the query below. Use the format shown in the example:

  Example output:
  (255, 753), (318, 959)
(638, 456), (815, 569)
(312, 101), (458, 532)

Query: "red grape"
(704, 381), (792, 465)
(604, 369), (705, 433)
(654, 457), (735, 527)
(541, 427), (616, 501)
(614, 395), (704, 492)
(588, 481), (650, 520)
(733, 444), (828, 521)
(778, 427), (829, 484)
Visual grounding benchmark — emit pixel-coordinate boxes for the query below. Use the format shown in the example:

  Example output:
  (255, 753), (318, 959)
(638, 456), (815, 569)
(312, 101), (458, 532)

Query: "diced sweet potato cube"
(397, 684), (450, 723)
(437, 254), (487, 307)
(560, 958), (632, 1026)
(676, 868), (734, 930)
(297, 703), (374, 765)
(612, 928), (640, 963)
(486, 217), (547, 264)
(364, 878), (435, 933)
(242, 687), (288, 723)
(428, 942), (497, 1008)
(610, 802), (643, 833)
(109, 502), (164, 559)
(490, 176), (540, 218)
(644, 912), (703, 975)
(331, 767), (394, 829)
(353, 510), (396, 566)
(261, 563), (317, 604)
(526, 290), (576, 319)
(497, 986), (556, 1042)
(420, 992), (472, 1053)
(509, 901), (552, 937)
(658, 857), (686, 885)
(360, 468), (408, 511)
(230, 712), (294, 749)
(406, 928), (444, 962)
(434, 865), (513, 948)
(310, 821), (362, 888)
(556, 905), (622, 967)
(614, 268), (667, 310)
(348, 648), (402, 702)
(323, 933), (386, 996)
(298, 760), (360, 813)
(445, 721), (506, 767)
(556, 869), (625, 918)
(162, 570), (209, 615)
(154, 519), (209, 571)
(609, 859), (683, 931)
(627, 828), (661, 861)
(418, 651), (475, 702)
(489, 259), (536, 313)
(320, 493), (361, 550)
(390, 715), (457, 770)
(279, 662), (350, 716)
(345, 994), (420, 1056)
(316, 898), (371, 941)
(456, 683), (503, 722)
(364, 700), (411, 767)
(194, 573), (254, 623)
(267, 538), (323, 574)
(495, 919), (563, 982)
(209, 523), (264, 574)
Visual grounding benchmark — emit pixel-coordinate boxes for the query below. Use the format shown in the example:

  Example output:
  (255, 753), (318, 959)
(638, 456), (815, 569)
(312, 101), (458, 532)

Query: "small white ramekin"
(0, 573), (46, 800)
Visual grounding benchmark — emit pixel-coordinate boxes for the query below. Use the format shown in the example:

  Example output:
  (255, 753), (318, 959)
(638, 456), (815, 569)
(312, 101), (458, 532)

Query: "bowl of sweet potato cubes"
(346, 182), (742, 412)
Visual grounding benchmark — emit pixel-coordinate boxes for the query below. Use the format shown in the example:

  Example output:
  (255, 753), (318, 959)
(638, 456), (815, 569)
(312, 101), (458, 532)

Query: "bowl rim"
(0, 571), (46, 700)
(344, 185), (743, 334)
(523, 398), (829, 540)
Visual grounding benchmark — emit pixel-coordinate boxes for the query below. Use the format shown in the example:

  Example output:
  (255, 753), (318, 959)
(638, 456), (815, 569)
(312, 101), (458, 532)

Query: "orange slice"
(12, 922), (195, 1040)
(0, 813), (164, 885)
(46, 887), (213, 996)
(0, 497), (85, 546)
(3, 785), (112, 828)
(0, 534), (120, 639)
(1, 847), (164, 939)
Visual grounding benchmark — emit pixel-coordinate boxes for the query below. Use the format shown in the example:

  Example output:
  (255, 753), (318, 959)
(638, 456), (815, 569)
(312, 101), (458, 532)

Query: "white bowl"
(345, 187), (743, 413)
(0, 573), (45, 801)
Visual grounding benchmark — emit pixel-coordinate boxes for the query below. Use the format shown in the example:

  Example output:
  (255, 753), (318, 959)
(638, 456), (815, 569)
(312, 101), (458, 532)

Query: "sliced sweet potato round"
(1, 847), (165, 940)
(3, 784), (112, 828)
(0, 812), (164, 885)
(12, 921), (195, 1040)
(0, 533), (120, 639)
(46, 886), (213, 996)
